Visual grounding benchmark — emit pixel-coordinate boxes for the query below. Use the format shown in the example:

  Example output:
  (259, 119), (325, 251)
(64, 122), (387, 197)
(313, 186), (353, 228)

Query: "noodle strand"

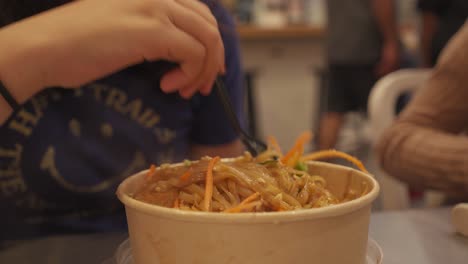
(204, 156), (220, 211)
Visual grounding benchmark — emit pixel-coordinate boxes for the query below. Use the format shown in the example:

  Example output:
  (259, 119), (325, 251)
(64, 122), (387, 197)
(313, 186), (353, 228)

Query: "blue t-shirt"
(0, 2), (243, 240)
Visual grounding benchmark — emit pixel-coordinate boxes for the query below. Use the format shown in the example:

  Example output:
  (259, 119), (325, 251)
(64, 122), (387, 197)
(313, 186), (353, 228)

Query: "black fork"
(215, 77), (267, 156)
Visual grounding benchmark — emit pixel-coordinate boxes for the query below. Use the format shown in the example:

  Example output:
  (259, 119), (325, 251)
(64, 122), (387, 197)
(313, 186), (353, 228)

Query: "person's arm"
(377, 23), (468, 196)
(0, 35), (43, 122)
(0, 93), (10, 122)
(418, 0), (449, 67)
(420, 12), (439, 67)
(0, 0), (226, 124)
(371, 0), (400, 77)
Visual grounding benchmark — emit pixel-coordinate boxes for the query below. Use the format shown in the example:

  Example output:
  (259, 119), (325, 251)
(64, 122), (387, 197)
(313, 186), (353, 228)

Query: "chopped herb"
(295, 161), (308, 172)
(183, 160), (192, 166)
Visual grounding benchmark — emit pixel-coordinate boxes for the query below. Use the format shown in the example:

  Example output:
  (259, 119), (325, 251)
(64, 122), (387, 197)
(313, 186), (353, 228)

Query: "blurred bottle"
(288, 0), (305, 25)
(237, 0), (254, 24)
(253, 0), (288, 28)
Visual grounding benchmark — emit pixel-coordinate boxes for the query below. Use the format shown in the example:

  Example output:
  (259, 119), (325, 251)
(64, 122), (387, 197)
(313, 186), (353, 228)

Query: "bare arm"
(377, 23), (468, 196)
(420, 12), (439, 67)
(0, 22), (50, 123)
(0, 0), (226, 125)
(190, 139), (244, 160)
(0, 95), (8, 122)
(371, 0), (400, 76)
(371, 0), (399, 43)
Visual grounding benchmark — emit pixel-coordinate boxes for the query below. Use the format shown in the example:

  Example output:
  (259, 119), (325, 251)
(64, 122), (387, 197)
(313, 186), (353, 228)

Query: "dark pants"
(326, 64), (377, 113)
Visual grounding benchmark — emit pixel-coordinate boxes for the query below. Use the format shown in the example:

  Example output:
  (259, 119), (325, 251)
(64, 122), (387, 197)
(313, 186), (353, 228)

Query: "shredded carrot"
(203, 156), (220, 211)
(286, 146), (303, 167)
(302, 150), (369, 173)
(146, 164), (156, 180)
(267, 136), (283, 156)
(179, 168), (193, 182)
(241, 192), (261, 204)
(281, 131), (313, 164)
(224, 192), (260, 213)
(173, 197), (180, 208)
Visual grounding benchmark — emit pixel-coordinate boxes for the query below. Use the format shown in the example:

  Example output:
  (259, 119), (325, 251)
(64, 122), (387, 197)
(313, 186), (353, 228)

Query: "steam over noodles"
(134, 132), (368, 213)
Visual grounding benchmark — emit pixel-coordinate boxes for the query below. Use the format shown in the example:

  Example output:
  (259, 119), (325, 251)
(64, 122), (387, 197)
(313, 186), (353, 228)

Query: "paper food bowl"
(117, 160), (380, 264)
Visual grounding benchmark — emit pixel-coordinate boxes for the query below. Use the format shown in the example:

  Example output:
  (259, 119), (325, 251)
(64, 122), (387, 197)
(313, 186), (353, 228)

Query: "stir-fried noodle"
(134, 132), (369, 212)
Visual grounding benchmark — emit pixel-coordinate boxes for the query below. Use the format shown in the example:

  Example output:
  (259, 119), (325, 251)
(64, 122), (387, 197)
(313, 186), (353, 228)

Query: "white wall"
(241, 38), (325, 149)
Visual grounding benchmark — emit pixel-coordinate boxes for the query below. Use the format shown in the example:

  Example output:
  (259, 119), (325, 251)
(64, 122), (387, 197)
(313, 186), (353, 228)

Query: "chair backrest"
(367, 69), (439, 210)
(368, 69), (431, 141)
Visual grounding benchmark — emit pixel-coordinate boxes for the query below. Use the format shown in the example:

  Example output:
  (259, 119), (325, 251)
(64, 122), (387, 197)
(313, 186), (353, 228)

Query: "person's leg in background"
(318, 113), (344, 150)
(318, 64), (376, 151)
(317, 65), (351, 150)
(354, 64), (377, 115)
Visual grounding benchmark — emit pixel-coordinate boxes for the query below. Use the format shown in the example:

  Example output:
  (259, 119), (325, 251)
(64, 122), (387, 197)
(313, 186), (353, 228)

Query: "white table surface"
(369, 207), (468, 264)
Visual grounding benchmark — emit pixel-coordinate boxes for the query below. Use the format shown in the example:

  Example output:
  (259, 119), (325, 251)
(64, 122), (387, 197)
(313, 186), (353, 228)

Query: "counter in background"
(237, 25), (324, 40)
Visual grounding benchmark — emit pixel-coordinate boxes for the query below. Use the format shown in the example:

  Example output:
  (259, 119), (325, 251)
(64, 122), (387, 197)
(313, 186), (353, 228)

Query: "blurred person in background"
(317, 0), (401, 150)
(419, 0), (468, 67)
(377, 23), (468, 202)
(387, 0), (468, 201)
(0, 0), (244, 242)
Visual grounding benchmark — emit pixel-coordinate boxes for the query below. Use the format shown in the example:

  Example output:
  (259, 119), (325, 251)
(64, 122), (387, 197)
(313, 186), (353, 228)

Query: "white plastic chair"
(367, 69), (444, 210)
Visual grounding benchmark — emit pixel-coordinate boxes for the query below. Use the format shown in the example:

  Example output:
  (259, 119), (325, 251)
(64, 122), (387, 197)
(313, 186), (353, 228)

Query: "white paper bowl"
(117, 161), (380, 264)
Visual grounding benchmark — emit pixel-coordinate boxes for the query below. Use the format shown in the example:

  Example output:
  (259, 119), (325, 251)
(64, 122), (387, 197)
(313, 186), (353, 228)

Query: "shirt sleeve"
(190, 1), (245, 146)
(376, 23), (468, 196)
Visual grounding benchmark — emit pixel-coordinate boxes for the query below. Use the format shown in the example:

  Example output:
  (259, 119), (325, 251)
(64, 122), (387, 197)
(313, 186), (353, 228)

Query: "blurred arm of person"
(0, 0), (226, 124)
(371, 0), (401, 77)
(420, 12), (438, 67)
(418, 0), (442, 67)
(377, 23), (468, 197)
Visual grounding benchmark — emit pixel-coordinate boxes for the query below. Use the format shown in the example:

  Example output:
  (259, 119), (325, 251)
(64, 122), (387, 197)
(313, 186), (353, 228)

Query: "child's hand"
(0, 0), (225, 100)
